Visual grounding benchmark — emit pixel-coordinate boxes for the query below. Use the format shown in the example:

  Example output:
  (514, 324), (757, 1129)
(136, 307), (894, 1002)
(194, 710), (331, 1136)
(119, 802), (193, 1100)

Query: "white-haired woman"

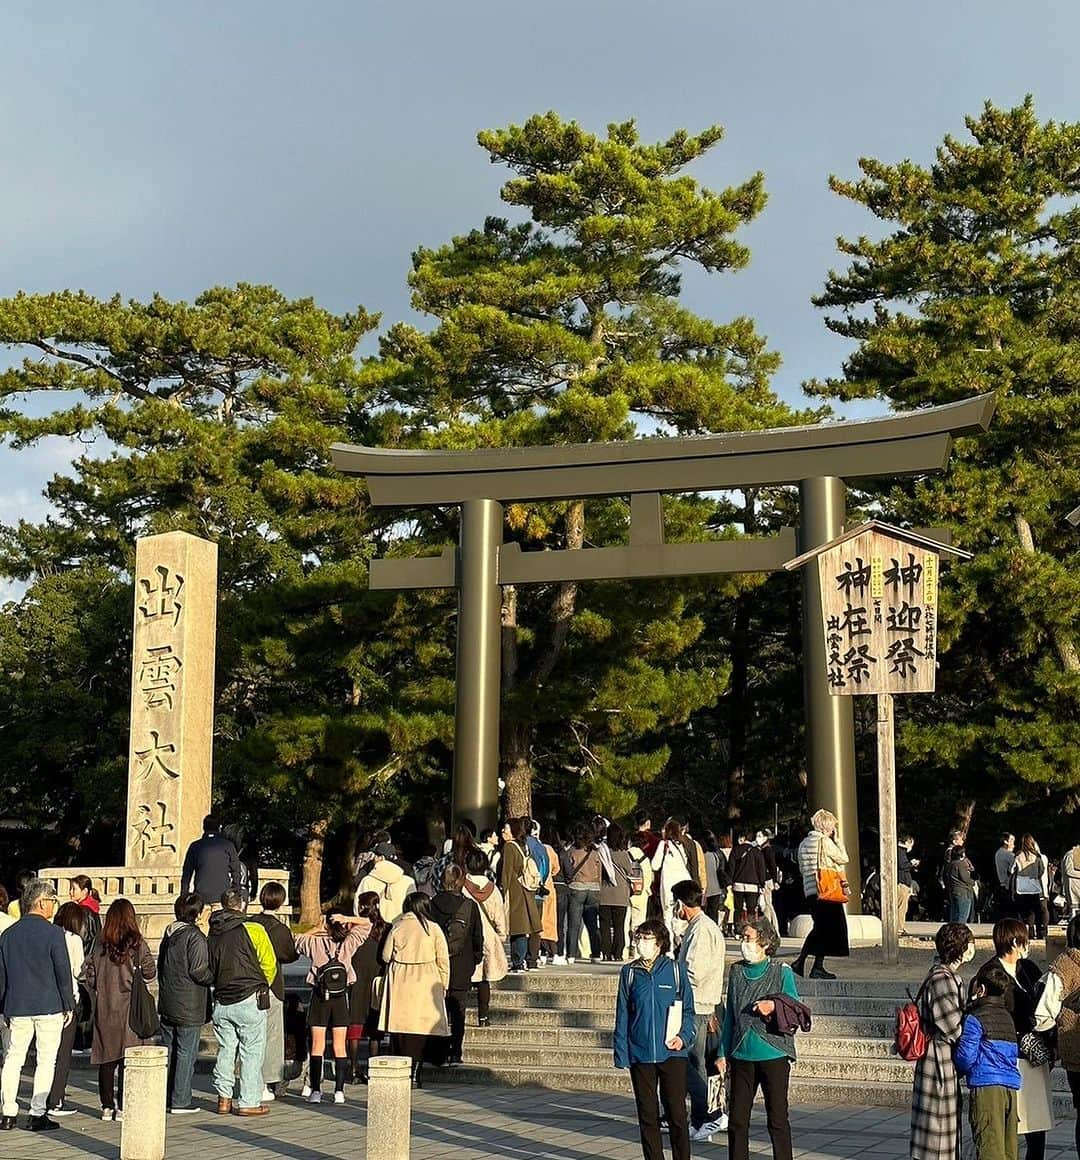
(792, 809), (849, 980)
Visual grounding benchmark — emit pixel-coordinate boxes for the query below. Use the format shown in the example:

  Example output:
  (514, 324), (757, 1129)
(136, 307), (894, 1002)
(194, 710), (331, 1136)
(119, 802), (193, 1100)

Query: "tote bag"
(815, 836), (850, 904)
(128, 958), (160, 1039)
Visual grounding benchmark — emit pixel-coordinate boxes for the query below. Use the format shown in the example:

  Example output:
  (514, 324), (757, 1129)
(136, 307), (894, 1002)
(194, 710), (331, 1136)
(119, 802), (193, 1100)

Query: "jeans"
(510, 932), (540, 970)
(728, 1057), (793, 1160)
(555, 883), (569, 956)
(566, 887), (600, 960)
(686, 1012), (714, 1128)
(599, 904), (628, 960)
(161, 1022), (201, 1110)
(629, 1058), (690, 1160)
(212, 993), (267, 1109)
(950, 892), (975, 924)
(262, 992), (285, 1085)
(0, 1012), (65, 1118)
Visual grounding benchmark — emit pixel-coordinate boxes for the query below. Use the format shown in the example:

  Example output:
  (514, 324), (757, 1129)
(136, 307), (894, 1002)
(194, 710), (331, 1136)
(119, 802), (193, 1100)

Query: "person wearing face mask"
(613, 919), (696, 1160)
(755, 831), (779, 932)
(910, 921), (974, 1160)
(1034, 914), (1080, 1156)
(973, 919), (1053, 1160)
(717, 918), (798, 1160)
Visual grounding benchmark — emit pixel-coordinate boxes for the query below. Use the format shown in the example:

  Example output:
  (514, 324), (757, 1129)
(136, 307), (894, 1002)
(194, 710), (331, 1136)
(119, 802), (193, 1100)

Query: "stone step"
(424, 1064), (1078, 1116)
(467, 1006), (896, 1038)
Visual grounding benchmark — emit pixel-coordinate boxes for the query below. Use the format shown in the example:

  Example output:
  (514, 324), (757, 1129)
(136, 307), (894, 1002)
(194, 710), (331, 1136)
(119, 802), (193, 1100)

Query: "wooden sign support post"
(786, 521), (971, 966)
(877, 692), (899, 965)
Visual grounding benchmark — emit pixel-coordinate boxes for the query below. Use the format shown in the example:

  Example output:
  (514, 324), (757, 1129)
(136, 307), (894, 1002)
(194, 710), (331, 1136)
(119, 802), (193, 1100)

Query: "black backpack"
(444, 914), (469, 961)
(314, 954), (349, 1001)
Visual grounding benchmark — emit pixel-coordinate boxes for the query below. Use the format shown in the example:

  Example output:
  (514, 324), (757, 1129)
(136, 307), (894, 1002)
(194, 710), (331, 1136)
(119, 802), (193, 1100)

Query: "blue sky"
(3, 0), (1079, 580)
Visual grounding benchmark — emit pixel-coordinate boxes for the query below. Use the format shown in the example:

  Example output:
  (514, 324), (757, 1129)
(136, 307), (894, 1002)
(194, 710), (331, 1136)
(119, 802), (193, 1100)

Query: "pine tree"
(370, 113), (820, 816)
(808, 99), (1080, 835)
(0, 285), (451, 920)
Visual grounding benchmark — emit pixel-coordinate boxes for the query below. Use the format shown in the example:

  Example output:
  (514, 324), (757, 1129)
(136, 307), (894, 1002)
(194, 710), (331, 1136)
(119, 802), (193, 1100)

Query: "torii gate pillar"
(799, 477), (858, 868)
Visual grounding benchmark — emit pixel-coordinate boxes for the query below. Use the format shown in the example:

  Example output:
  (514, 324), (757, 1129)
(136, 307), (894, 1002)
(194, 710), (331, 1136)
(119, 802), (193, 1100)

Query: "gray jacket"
(677, 911), (726, 1009)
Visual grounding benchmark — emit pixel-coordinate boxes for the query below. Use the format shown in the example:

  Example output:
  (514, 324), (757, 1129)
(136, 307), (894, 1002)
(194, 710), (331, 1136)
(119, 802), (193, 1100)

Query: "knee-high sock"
(309, 1055), (323, 1090)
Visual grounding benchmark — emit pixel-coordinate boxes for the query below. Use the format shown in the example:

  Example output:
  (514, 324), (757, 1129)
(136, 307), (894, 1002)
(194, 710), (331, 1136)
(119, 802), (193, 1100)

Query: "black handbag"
(129, 955), (160, 1039)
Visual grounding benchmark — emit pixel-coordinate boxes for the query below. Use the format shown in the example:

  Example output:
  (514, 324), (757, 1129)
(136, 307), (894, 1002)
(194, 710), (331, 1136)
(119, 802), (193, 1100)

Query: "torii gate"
(332, 392), (995, 907)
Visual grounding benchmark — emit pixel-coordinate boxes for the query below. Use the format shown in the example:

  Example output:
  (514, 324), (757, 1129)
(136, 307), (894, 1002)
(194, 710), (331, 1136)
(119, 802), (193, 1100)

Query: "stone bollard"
(120, 1045), (168, 1160)
(366, 1055), (412, 1160)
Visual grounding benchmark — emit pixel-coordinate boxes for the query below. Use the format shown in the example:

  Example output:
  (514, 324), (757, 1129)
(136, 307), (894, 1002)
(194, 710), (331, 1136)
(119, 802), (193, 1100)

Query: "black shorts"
(307, 992), (350, 1029)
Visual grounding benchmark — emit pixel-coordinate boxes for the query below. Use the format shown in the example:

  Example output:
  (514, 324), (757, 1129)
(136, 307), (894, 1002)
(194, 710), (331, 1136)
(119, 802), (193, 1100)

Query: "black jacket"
(897, 845), (915, 888)
(182, 833), (241, 905)
(429, 891), (484, 993)
(157, 920), (213, 1027)
(248, 912), (300, 1001)
(208, 909), (269, 1005)
(730, 843), (767, 889)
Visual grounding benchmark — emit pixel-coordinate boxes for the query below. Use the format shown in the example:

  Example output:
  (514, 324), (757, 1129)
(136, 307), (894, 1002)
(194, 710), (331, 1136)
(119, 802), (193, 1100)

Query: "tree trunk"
(502, 719), (533, 818)
(300, 816), (330, 927)
(952, 799), (975, 844)
(1014, 512), (1079, 672)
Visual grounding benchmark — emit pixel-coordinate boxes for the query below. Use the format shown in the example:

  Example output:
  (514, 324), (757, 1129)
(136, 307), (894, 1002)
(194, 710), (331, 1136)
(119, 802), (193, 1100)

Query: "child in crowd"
(955, 963), (1021, 1160)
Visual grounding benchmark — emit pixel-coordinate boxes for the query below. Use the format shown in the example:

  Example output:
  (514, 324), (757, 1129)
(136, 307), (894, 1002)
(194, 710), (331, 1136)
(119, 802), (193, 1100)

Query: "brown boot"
(216, 1098), (233, 1115)
(236, 1105), (269, 1117)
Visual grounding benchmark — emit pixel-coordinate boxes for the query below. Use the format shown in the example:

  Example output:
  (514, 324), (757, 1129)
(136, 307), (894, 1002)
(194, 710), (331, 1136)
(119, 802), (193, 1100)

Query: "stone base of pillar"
(366, 1055), (412, 1160)
(37, 866), (292, 951)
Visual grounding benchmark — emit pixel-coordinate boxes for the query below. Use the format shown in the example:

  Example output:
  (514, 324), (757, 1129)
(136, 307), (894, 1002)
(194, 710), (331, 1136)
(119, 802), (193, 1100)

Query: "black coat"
(429, 891), (484, 993)
(157, 920), (213, 1027)
(181, 833), (241, 905)
(730, 842), (767, 889)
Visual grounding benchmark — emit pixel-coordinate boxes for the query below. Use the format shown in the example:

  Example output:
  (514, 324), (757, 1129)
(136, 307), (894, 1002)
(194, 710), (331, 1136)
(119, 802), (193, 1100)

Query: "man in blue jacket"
(614, 918), (696, 1160)
(181, 815), (241, 906)
(0, 879), (74, 1132)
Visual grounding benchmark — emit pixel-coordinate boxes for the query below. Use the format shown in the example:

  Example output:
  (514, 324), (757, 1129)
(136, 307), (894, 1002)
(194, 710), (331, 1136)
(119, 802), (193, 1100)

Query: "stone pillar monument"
(39, 530), (289, 945)
(125, 531), (216, 870)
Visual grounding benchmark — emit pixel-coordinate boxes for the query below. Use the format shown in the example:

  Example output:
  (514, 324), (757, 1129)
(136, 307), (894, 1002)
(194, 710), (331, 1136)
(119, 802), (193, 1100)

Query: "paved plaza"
(3, 1069), (1078, 1160)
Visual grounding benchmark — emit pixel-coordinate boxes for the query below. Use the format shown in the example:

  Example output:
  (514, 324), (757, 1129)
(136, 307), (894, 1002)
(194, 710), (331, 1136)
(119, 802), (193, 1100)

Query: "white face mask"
(635, 937), (660, 963)
(962, 944), (976, 965)
(741, 940), (766, 964)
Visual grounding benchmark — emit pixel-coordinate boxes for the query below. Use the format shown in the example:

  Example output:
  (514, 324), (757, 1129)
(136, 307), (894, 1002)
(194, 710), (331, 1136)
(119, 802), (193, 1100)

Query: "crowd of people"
(9, 807), (1080, 1160)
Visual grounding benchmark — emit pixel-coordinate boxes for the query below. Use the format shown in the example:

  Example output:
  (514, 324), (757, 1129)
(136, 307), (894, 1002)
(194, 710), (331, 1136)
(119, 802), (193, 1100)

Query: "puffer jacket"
(614, 955), (696, 1069)
(797, 829), (848, 898)
(157, 920), (213, 1027)
(954, 999), (1021, 1090)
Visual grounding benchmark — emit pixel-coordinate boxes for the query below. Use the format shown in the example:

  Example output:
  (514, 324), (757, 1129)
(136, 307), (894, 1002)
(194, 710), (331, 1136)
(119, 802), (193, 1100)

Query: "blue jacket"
(955, 1003), (1021, 1091)
(614, 956), (696, 1069)
(0, 914), (74, 1017)
(526, 835), (550, 887)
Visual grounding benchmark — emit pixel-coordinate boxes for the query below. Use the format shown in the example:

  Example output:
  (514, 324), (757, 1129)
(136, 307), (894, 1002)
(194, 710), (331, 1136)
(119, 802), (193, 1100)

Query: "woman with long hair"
(1011, 834), (1050, 940)
(45, 902), (87, 1118)
(378, 893), (450, 1088)
(347, 891), (388, 1083)
(652, 819), (692, 945)
(792, 809), (850, 980)
(565, 824), (602, 964)
(84, 898), (155, 1121)
(500, 817), (543, 971)
(294, 908), (371, 1103)
(598, 822), (634, 962)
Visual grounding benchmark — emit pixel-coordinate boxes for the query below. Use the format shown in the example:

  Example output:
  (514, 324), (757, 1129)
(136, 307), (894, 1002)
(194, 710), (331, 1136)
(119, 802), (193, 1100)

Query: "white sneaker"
(100, 1108), (115, 1121)
(306, 1091), (322, 1104)
(333, 1091), (345, 1105)
(551, 954), (567, 965)
(565, 957), (576, 965)
(261, 1087), (276, 1102)
(301, 1084), (312, 1099)
(169, 1107), (200, 1115)
(689, 1125), (714, 1143)
(115, 1111), (124, 1123)
(48, 1106), (77, 1117)
(702, 1113), (728, 1133)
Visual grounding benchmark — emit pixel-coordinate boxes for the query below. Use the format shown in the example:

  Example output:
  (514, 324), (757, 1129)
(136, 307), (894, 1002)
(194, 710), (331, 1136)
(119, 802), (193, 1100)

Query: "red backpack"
(894, 982), (929, 1062)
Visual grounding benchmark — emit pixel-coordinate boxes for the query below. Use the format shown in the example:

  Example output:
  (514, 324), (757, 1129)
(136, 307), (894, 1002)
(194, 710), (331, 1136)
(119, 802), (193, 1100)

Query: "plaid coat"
(910, 964), (965, 1160)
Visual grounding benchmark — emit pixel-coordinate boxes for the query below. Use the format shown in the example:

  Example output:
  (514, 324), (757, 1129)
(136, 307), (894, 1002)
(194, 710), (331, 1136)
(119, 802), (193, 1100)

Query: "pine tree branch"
(29, 340), (152, 401)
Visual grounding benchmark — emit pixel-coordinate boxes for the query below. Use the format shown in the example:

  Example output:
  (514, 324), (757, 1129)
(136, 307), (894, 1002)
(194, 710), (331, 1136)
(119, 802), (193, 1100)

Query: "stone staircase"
(417, 965), (1077, 1116)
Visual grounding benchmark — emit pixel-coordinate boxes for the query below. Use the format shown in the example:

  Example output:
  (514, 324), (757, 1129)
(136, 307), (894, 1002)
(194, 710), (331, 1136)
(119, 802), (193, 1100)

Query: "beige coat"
(540, 844), (559, 943)
(464, 876), (509, 983)
(356, 860), (416, 924)
(378, 912), (450, 1036)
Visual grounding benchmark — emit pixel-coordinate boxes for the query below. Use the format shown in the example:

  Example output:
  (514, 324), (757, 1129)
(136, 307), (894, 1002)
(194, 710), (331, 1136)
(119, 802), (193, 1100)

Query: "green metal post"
(798, 476), (861, 912)
(453, 499), (503, 833)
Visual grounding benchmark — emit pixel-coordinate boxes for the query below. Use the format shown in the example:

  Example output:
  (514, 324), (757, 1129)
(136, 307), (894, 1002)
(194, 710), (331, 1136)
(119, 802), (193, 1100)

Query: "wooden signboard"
(787, 521), (969, 967)
(817, 527), (939, 697)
